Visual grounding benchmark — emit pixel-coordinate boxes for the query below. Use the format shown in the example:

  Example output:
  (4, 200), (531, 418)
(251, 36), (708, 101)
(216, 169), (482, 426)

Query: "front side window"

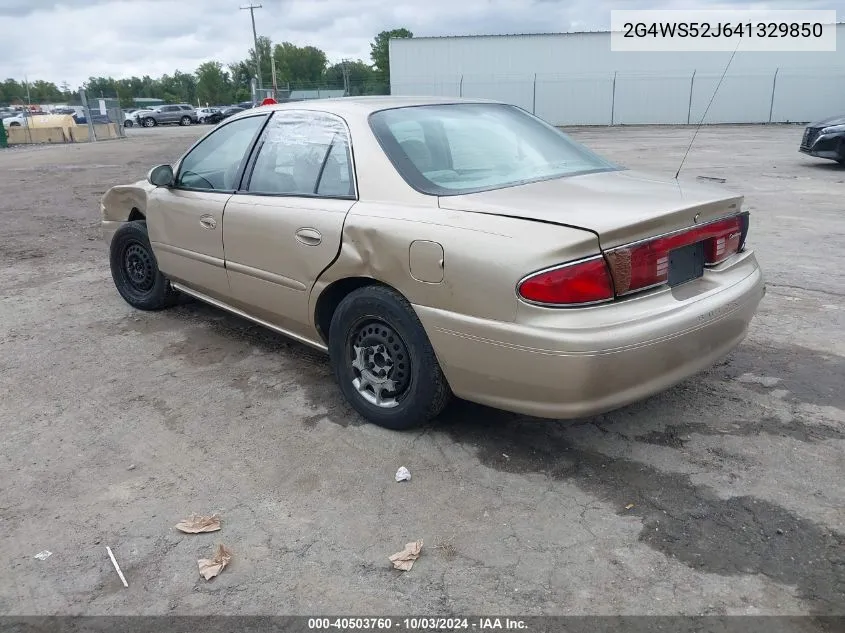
(246, 111), (354, 198)
(369, 103), (619, 196)
(175, 115), (267, 191)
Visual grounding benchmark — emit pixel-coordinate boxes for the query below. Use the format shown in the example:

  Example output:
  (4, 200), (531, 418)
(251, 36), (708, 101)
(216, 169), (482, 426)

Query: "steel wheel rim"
(123, 242), (155, 292)
(347, 318), (411, 409)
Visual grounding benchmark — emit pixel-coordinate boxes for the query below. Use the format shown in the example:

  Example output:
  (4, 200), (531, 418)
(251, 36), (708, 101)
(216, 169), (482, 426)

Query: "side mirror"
(148, 164), (174, 187)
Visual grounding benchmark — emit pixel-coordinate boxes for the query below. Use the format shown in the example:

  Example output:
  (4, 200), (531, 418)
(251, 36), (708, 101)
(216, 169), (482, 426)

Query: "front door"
(146, 113), (269, 299)
(222, 110), (356, 338)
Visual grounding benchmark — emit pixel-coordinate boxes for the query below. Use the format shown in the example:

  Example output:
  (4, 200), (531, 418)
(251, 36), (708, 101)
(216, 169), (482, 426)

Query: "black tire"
(9, 121), (20, 127)
(109, 221), (178, 311)
(124, 120), (133, 128)
(180, 116), (192, 126)
(328, 285), (451, 430)
(143, 117), (156, 128)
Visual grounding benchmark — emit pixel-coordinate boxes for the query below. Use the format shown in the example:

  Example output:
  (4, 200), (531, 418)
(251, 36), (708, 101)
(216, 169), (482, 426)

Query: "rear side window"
(369, 103), (618, 196)
(245, 111), (354, 198)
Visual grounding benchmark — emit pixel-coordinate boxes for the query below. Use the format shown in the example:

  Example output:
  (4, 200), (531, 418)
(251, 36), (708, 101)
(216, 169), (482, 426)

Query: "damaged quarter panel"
(312, 203), (601, 326)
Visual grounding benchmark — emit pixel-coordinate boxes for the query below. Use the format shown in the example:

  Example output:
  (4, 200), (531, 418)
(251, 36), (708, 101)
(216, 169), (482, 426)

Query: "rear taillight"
(518, 256), (614, 306)
(605, 214), (747, 295)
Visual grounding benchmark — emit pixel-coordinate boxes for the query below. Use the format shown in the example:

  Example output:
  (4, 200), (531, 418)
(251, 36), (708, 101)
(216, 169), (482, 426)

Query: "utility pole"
(341, 58), (350, 96)
(240, 3), (263, 94)
(270, 55), (278, 100)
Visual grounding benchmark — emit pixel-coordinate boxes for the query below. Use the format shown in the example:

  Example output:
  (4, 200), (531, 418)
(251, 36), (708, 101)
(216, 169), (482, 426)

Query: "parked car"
(236, 101), (255, 110)
(196, 107), (223, 124)
(123, 109), (140, 127)
(73, 112), (111, 125)
(219, 106), (244, 120)
(99, 97), (764, 430)
(52, 106), (79, 116)
(134, 104), (197, 127)
(799, 115), (845, 164)
(1, 110), (38, 127)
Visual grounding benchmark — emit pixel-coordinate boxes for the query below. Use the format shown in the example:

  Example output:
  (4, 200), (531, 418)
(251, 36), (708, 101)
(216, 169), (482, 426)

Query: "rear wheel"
(328, 285), (451, 430)
(180, 116), (192, 126)
(109, 221), (178, 310)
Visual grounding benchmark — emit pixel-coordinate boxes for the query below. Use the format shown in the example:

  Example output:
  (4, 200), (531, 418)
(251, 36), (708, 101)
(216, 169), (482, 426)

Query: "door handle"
(199, 215), (217, 230)
(295, 227), (322, 246)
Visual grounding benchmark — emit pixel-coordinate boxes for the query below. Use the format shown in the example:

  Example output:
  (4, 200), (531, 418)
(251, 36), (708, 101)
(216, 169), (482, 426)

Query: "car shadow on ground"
(146, 298), (845, 616)
(434, 396), (844, 616)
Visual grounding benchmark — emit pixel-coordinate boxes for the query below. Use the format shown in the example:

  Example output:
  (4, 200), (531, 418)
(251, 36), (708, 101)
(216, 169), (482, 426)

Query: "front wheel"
(143, 117), (155, 128)
(328, 285), (451, 430)
(124, 120), (133, 128)
(180, 116), (192, 126)
(109, 221), (179, 310)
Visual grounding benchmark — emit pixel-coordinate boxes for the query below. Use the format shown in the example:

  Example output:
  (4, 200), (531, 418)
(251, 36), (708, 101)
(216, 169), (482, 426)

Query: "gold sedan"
(101, 97), (765, 430)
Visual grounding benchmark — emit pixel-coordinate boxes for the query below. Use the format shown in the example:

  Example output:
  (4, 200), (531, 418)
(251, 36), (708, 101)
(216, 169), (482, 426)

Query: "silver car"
(135, 104), (197, 128)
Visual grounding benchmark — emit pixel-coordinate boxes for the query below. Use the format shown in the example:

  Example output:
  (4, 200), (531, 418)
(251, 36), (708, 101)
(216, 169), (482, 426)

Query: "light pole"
(240, 4), (263, 95)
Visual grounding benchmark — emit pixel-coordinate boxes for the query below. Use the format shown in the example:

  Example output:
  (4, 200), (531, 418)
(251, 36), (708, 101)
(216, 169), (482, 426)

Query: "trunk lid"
(438, 169), (743, 250)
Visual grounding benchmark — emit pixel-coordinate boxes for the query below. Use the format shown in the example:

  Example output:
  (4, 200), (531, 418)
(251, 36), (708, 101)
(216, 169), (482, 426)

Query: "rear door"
(160, 105), (179, 124)
(222, 110), (356, 337)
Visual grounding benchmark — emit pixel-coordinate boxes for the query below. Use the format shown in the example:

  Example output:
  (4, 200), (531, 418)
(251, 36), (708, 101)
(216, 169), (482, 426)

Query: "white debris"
(106, 546), (129, 588)
(34, 550), (52, 561)
(395, 466), (411, 482)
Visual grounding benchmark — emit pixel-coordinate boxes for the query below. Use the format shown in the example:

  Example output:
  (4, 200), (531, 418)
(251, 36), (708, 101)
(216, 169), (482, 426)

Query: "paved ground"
(1, 123), (843, 618)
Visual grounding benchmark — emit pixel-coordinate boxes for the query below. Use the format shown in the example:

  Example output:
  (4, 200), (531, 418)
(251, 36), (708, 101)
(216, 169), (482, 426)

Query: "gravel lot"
(1, 123), (843, 618)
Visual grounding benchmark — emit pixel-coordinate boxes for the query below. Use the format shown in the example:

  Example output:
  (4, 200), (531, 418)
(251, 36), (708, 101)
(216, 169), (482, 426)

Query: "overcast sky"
(0, 0), (840, 86)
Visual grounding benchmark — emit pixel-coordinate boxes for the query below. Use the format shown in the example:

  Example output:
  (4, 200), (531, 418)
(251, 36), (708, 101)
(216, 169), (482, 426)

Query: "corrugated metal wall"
(390, 27), (845, 125)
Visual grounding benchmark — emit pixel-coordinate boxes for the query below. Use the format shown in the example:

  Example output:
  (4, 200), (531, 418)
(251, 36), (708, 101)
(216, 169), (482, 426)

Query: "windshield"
(369, 103), (619, 196)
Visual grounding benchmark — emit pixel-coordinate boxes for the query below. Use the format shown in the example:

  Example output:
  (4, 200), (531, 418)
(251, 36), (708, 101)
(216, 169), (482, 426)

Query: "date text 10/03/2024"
(307, 618), (528, 630)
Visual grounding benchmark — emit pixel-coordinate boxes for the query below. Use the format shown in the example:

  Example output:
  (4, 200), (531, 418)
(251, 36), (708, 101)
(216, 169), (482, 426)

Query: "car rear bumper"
(415, 251), (765, 419)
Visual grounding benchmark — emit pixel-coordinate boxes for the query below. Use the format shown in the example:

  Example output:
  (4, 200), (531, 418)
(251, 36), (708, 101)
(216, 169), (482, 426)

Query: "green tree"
(1, 79), (26, 104)
(370, 28), (412, 81)
(83, 76), (117, 98)
(247, 35), (274, 87)
(324, 60), (374, 95)
(228, 62), (254, 102)
(29, 80), (63, 102)
(273, 42), (327, 88)
(196, 61), (232, 106)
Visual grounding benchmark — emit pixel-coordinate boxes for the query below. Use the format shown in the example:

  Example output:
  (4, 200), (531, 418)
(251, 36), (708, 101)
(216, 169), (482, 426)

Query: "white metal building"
(389, 25), (845, 125)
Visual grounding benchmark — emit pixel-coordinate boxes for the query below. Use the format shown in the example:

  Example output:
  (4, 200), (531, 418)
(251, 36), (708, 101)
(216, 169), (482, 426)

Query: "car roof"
(235, 95), (501, 120)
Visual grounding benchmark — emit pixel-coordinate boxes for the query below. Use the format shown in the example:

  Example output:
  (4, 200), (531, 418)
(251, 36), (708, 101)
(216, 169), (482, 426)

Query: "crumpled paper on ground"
(389, 539), (423, 571)
(395, 466), (411, 482)
(197, 544), (232, 580)
(176, 514), (221, 534)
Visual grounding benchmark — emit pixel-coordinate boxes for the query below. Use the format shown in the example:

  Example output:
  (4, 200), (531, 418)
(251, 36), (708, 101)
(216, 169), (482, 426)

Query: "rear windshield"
(368, 103), (619, 196)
